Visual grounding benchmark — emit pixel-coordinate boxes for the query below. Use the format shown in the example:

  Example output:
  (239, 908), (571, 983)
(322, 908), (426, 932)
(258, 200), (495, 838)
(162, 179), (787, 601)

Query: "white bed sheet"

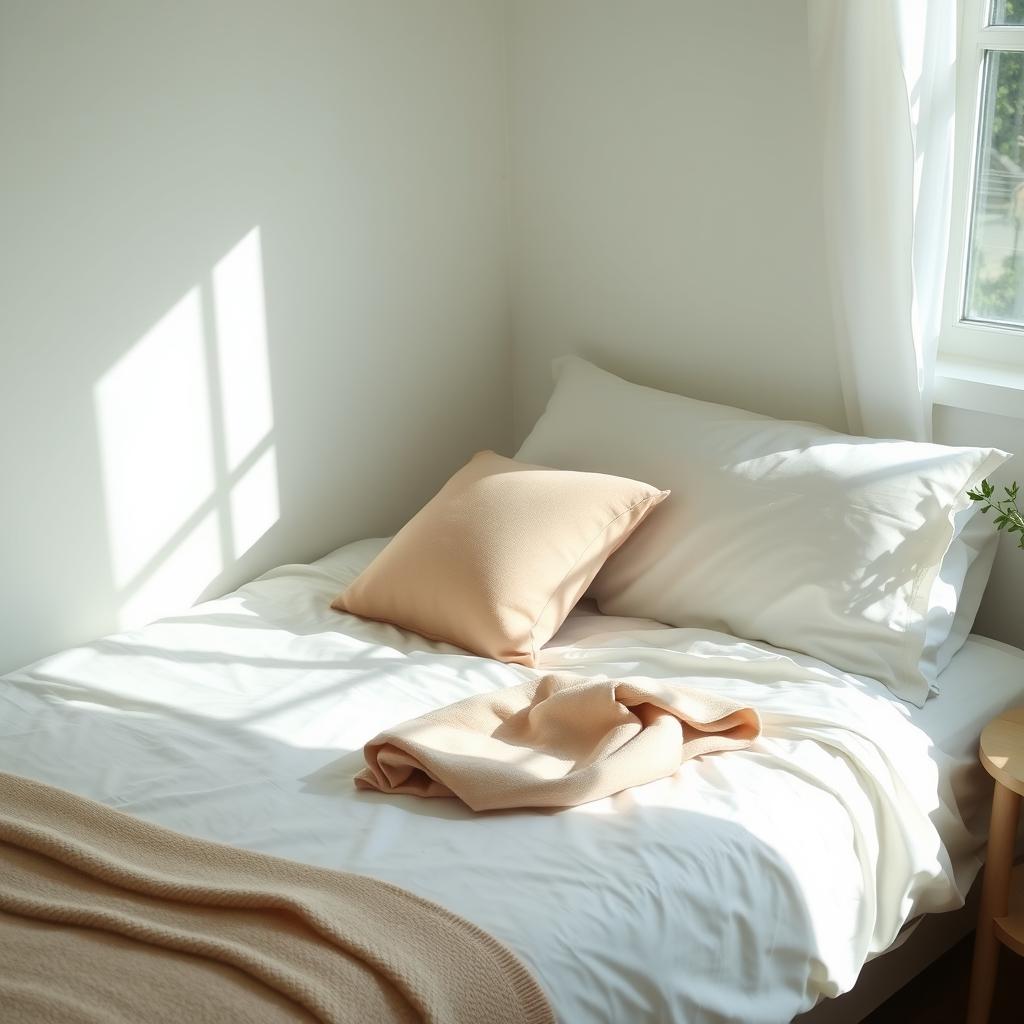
(1, 538), (1022, 1024)
(564, 604), (1024, 883)
(906, 634), (1024, 841)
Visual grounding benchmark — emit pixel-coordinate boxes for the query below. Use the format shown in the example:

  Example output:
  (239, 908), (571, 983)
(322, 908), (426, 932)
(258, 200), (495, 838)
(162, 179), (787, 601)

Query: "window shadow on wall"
(93, 228), (280, 630)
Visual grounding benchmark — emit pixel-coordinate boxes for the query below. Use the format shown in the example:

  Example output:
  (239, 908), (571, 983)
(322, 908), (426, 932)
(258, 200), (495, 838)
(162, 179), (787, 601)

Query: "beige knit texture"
(356, 673), (761, 811)
(0, 772), (554, 1024)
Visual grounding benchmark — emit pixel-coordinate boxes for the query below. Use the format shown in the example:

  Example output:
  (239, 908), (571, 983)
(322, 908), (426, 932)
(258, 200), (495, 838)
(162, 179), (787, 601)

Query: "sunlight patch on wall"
(213, 227), (279, 559)
(213, 229), (275, 472)
(94, 288), (216, 589)
(118, 511), (222, 629)
(93, 227), (280, 629)
(229, 445), (280, 559)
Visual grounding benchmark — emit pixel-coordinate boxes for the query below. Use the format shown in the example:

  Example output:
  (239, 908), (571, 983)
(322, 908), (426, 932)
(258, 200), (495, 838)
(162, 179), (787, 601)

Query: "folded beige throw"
(356, 673), (761, 811)
(0, 772), (553, 1024)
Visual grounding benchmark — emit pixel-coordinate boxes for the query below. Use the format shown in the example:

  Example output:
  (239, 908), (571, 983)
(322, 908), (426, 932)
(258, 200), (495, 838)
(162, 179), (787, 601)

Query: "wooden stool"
(966, 707), (1024, 1023)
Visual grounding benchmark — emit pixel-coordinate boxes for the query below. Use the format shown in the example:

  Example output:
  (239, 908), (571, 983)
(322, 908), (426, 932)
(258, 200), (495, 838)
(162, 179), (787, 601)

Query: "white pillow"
(517, 357), (1009, 706)
(923, 506), (999, 681)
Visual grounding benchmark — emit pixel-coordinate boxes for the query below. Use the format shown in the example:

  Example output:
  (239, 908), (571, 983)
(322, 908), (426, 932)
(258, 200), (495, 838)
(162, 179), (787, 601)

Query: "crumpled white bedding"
(0, 538), (1012, 1023)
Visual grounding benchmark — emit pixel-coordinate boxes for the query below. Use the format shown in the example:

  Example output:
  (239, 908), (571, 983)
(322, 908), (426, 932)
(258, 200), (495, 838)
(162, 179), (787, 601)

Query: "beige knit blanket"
(356, 673), (761, 811)
(0, 772), (553, 1024)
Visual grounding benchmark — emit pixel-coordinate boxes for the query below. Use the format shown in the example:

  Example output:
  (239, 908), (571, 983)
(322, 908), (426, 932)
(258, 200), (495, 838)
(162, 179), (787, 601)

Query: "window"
(963, 47), (1024, 326)
(944, 0), (1024, 363)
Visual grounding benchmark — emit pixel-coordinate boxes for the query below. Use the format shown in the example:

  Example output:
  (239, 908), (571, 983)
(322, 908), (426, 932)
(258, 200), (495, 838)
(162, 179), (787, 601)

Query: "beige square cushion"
(332, 451), (668, 665)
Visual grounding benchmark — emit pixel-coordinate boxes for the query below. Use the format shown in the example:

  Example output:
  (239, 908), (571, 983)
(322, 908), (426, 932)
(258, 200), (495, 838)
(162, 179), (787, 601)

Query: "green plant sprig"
(967, 478), (1024, 549)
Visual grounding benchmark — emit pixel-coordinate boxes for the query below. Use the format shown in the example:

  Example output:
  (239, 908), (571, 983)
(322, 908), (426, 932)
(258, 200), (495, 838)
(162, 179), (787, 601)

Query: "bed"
(3, 535), (1023, 1023)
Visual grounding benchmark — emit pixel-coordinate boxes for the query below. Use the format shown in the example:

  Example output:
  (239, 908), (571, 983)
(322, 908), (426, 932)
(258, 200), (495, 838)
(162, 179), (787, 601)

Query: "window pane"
(992, 1), (1024, 26)
(964, 50), (1024, 325)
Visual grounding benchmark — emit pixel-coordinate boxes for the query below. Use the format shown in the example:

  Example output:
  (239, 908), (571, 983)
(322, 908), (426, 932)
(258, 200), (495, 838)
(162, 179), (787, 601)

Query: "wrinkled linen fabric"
(356, 672), (759, 809)
(0, 538), (989, 1024)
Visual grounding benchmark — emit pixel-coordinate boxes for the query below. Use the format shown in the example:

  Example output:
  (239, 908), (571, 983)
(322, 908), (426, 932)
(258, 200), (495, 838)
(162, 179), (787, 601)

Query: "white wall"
(507, 0), (847, 442)
(0, 0), (511, 674)
(6, 0), (1023, 674)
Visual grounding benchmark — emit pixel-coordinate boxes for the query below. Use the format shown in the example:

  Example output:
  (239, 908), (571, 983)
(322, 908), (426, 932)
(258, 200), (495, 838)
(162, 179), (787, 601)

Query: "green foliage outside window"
(967, 28), (1024, 320)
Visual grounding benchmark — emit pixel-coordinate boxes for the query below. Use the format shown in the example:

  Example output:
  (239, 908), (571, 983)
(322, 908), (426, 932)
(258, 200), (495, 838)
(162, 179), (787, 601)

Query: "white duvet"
(0, 539), (981, 1023)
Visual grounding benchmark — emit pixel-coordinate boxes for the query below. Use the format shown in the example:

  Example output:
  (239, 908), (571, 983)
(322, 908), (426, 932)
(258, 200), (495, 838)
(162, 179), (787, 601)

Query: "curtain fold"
(808, 0), (957, 441)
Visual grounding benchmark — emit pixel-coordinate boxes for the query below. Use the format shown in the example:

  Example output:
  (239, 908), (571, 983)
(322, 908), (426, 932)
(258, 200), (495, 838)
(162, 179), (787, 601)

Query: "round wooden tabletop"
(980, 707), (1024, 797)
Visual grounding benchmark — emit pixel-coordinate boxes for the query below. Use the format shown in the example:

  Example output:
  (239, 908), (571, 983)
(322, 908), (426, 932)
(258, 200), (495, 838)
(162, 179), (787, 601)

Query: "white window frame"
(941, 0), (1024, 366)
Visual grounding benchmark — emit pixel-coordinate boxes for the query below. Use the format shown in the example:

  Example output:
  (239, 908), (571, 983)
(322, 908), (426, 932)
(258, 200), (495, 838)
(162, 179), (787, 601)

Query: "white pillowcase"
(517, 356), (1009, 705)
(923, 506), (999, 681)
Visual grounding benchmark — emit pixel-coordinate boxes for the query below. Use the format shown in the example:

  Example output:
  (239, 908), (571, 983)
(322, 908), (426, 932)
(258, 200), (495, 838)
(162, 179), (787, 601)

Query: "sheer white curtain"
(808, 0), (957, 441)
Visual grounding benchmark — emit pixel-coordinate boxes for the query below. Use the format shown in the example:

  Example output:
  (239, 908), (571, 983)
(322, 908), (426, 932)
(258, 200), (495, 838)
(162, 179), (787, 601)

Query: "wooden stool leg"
(967, 782), (1021, 1024)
